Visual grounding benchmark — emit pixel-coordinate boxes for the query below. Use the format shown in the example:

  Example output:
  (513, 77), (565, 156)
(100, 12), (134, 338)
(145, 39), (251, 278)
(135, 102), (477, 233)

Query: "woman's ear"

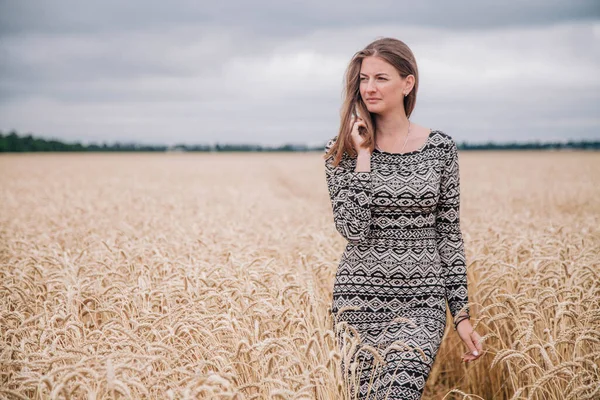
(405, 75), (415, 93)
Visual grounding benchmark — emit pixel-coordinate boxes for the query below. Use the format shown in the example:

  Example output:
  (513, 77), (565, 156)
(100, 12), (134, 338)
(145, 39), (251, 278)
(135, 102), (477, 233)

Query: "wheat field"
(1, 150), (599, 400)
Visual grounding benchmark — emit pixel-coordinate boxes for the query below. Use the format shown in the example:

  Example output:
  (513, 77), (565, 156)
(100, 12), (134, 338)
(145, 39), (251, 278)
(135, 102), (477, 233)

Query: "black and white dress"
(324, 130), (470, 400)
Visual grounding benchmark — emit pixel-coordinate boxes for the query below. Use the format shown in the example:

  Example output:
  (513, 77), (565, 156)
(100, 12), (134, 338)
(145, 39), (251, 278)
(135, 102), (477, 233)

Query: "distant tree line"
(457, 140), (600, 150)
(0, 131), (167, 152)
(1, 130), (599, 153)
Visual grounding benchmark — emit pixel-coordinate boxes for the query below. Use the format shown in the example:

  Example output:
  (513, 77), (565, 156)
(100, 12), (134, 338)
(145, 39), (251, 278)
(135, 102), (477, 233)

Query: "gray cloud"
(1, 1), (598, 35)
(0, 1), (598, 146)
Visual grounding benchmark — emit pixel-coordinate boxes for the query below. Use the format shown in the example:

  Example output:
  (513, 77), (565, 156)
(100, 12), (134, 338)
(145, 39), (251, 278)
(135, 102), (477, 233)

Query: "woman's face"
(359, 56), (410, 115)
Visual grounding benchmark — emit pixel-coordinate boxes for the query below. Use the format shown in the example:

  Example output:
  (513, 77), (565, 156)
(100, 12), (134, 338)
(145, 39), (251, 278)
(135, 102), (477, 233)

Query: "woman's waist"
(370, 211), (437, 230)
(341, 235), (441, 268)
(359, 225), (437, 245)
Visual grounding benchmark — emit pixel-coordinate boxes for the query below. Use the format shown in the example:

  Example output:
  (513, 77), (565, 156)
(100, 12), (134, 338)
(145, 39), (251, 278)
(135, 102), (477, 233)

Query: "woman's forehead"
(360, 57), (397, 76)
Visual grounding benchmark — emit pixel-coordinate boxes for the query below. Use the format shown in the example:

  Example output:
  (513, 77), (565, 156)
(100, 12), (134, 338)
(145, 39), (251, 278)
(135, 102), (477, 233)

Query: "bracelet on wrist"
(454, 314), (470, 323)
(453, 314), (470, 331)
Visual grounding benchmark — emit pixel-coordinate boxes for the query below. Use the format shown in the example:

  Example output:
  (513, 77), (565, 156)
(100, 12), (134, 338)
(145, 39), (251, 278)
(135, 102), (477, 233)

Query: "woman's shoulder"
(430, 130), (460, 154)
(431, 129), (456, 145)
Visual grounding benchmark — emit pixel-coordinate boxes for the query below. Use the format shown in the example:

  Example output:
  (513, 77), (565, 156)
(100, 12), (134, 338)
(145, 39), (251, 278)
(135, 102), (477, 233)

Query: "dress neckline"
(373, 129), (435, 156)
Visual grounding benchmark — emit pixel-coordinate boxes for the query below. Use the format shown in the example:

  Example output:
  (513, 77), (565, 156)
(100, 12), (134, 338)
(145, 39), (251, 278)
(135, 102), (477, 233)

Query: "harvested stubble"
(0, 150), (598, 399)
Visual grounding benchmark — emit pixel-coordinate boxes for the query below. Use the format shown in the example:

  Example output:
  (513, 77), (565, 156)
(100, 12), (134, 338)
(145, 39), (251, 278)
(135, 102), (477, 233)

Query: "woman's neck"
(373, 111), (410, 138)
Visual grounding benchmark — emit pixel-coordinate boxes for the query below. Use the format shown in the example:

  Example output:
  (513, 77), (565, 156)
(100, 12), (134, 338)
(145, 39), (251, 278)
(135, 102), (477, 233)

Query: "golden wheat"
(0, 151), (598, 399)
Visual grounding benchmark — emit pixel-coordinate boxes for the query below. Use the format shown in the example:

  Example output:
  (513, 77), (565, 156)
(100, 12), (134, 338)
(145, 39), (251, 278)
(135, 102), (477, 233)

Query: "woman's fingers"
(351, 117), (366, 136)
(462, 341), (484, 363)
(462, 330), (484, 363)
(471, 331), (483, 354)
(462, 352), (480, 363)
(463, 335), (479, 357)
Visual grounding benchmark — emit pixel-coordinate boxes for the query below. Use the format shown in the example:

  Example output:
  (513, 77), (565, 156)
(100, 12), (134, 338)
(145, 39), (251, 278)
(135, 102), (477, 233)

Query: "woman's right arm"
(324, 137), (373, 243)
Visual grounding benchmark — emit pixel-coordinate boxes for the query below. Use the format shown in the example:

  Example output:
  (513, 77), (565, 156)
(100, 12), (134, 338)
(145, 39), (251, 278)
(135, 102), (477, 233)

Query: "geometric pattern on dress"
(325, 130), (470, 399)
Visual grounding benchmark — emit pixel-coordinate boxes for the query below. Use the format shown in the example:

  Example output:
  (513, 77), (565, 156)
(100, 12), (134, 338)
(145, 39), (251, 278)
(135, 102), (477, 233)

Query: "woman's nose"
(366, 79), (377, 92)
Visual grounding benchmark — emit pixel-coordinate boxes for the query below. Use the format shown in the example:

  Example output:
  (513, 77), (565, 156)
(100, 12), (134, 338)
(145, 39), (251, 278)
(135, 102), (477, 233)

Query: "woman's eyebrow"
(359, 72), (389, 76)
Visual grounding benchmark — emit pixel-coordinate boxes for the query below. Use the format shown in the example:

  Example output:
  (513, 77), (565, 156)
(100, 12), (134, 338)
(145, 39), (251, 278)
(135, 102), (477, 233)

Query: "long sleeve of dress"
(435, 139), (470, 320)
(324, 137), (373, 243)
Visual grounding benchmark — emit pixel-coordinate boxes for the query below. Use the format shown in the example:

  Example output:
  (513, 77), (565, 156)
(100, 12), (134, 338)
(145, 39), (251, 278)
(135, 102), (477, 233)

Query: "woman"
(323, 37), (483, 399)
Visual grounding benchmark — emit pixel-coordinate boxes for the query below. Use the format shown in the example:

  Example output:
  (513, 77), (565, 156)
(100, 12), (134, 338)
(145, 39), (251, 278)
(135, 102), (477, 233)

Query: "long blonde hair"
(324, 37), (419, 167)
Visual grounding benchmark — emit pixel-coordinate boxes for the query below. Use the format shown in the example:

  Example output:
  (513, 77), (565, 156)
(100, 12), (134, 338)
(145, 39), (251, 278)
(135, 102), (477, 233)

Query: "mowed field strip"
(1, 151), (599, 399)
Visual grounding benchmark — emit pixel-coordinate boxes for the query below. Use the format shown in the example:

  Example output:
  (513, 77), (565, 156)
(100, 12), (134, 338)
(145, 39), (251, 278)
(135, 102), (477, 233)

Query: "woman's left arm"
(436, 139), (470, 322)
(436, 139), (483, 362)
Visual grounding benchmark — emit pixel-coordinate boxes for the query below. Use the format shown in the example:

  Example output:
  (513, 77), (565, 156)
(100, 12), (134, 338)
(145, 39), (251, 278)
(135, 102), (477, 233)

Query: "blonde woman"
(324, 37), (483, 399)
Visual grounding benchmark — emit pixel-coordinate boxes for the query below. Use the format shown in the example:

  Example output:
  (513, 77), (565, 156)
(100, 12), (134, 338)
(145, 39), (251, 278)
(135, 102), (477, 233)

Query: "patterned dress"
(324, 130), (470, 400)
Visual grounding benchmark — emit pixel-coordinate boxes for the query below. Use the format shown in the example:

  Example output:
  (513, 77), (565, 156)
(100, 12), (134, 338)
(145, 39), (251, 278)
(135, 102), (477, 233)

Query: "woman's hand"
(456, 319), (483, 363)
(350, 114), (369, 153)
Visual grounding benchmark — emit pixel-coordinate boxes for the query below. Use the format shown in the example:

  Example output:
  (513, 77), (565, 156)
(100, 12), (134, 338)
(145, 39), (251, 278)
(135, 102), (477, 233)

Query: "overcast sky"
(0, 1), (598, 146)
